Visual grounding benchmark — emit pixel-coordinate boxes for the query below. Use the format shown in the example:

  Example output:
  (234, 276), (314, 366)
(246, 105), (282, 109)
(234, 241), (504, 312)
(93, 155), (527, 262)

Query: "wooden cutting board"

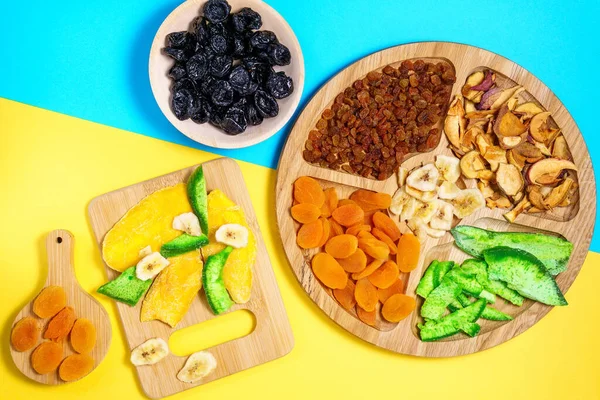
(89, 157), (293, 398)
(275, 42), (596, 357)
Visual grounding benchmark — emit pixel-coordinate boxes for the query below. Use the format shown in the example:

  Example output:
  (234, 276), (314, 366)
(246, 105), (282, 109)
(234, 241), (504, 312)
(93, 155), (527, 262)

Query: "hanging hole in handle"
(57, 237), (63, 244)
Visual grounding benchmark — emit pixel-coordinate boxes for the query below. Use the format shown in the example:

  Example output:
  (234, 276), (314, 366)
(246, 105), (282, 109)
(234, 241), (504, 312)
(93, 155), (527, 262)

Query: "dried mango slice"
(102, 184), (192, 272)
(201, 190), (255, 304)
(140, 250), (203, 327)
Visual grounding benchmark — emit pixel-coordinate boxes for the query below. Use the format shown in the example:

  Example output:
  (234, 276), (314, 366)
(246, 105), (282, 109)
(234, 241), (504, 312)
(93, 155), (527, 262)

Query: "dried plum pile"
(163, 0), (294, 135)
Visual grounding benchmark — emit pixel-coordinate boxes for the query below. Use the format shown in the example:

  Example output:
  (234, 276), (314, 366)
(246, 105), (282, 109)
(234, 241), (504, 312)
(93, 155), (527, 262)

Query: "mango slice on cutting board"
(140, 250), (203, 327)
(201, 190), (256, 304)
(102, 183), (192, 272)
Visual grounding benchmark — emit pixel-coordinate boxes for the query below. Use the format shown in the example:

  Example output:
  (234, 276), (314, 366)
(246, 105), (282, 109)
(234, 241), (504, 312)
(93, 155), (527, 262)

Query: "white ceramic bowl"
(149, 0), (304, 149)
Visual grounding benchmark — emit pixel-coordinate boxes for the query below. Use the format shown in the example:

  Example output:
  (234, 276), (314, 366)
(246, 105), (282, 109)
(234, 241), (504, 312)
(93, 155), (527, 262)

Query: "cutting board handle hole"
(168, 309), (256, 356)
(56, 237), (63, 243)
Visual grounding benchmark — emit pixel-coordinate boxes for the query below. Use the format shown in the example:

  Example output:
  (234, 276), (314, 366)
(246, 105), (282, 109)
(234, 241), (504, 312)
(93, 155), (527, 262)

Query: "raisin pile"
(163, 0), (294, 135)
(303, 60), (455, 180)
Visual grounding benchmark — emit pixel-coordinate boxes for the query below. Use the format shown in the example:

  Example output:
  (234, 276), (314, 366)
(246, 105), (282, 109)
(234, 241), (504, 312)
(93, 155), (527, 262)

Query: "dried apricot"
(328, 218), (345, 237)
(311, 253), (348, 289)
(333, 280), (356, 310)
(354, 278), (378, 312)
(337, 249), (368, 273)
(316, 218), (331, 248)
(294, 176), (325, 207)
(337, 199), (357, 207)
(351, 259), (384, 280)
(44, 306), (76, 341)
(396, 233), (421, 272)
(358, 237), (390, 260)
(296, 220), (324, 249)
(368, 260), (400, 289)
(11, 317), (39, 352)
(381, 294), (416, 322)
(291, 203), (321, 224)
(371, 227), (398, 255)
(372, 212), (401, 241)
(33, 286), (67, 319)
(357, 230), (376, 241)
(31, 341), (63, 374)
(356, 305), (376, 326)
(346, 224), (371, 236)
(321, 187), (339, 217)
(332, 204), (364, 227)
(70, 318), (96, 354)
(350, 190), (392, 211)
(325, 234), (358, 259)
(377, 279), (405, 303)
(59, 353), (94, 382)
(363, 209), (377, 225)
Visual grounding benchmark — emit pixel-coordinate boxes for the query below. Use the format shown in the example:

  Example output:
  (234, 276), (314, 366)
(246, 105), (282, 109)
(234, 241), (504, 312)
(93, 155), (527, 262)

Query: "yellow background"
(1, 98), (599, 399)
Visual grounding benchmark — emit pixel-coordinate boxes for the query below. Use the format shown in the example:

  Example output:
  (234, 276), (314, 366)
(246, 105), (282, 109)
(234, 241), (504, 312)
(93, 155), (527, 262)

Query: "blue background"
(1, 0), (599, 248)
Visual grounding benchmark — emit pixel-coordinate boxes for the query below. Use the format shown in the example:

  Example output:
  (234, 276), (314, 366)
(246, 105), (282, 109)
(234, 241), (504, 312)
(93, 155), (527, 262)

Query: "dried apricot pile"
(10, 286), (97, 381)
(292, 176), (418, 326)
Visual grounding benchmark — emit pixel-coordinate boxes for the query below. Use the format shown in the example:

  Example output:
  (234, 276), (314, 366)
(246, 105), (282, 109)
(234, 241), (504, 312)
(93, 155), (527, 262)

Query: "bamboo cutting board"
(89, 158), (293, 398)
(275, 42), (596, 357)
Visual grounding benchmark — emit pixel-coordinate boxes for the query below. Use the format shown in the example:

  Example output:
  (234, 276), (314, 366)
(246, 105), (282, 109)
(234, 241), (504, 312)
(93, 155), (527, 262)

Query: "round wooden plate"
(275, 42), (596, 357)
(149, 0), (305, 149)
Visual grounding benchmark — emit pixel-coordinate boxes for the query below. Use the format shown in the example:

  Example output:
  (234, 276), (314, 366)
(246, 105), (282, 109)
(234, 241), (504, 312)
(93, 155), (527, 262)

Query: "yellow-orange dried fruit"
(44, 306), (76, 341)
(31, 341), (63, 374)
(329, 218), (345, 237)
(358, 237), (390, 260)
(351, 259), (384, 280)
(381, 294), (416, 322)
(363, 209), (377, 225)
(70, 318), (96, 354)
(321, 187), (339, 217)
(316, 218), (331, 248)
(11, 317), (39, 352)
(311, 253), (348, 289)
(296, 220), (324, 249)
(346, 224), (371, 236)
(33, 286), (67, 319)
(291, 203), (321, 224)
(294, 176), (325, 207)
(337, 249), (368, 273)
(377, 279), (405, 303)
(332, 204), (365, 227)
(325, 234), (358, 259)
(59, 354), (94, 382)
(371, 227), (398, 255)
(396, 233), (421, 272)
(356, 305), (376, 326)
(357, 230), (376, 241)
(368, 260), (400, 289)
(372, 212), (401, 241)
(350, 190), (392, 211)
(333, 280), (356, 310)
(337, 199), (357, 207)
(354, 278), (378, 312)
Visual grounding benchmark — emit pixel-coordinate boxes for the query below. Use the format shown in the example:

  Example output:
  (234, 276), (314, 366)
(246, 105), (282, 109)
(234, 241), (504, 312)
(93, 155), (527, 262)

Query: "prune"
(254, 90), (279, 118)
(249, 31), (277, 51)
(209, 55), (233, 78)
(221, 106), (248, 134)
(229, 65), (250, 89)
(168, 63), (187, 81)
(232, 35), (248, 57)
(231, 7), (262, 32)
(200, 75), (216, 96)
(171, 89), (194, 120)
(210, 35), (229, 55)
(164, 47), (189, 62)
(246, 103), (263, 126)
(242, 56), (267, 70)
(209, 104), (227, 126)
(266, 71), (293, 99)
(203, 0), (231, 23)
(192, 16), (209, 44)
(267, 43), (291, 66)
(191, 97), (210, 124)
(208, 22), (227, 38)
(172, 78), (195, 93)
(186, 53), (208, 81)
(211, 80), (234, 106)
(167, 31), (192, 48)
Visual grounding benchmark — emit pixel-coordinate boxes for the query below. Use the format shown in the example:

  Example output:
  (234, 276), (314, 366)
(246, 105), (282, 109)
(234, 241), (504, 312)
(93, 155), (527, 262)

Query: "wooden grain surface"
(88, 158), (293, 399)
(149, 0), (305, 150)
(275, 42), (596, 357)
(10, 230), (112, 384)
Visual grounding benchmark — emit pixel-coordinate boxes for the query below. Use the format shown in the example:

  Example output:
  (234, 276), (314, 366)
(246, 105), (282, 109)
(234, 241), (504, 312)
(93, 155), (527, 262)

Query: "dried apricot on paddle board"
(396, 233), (421, 272)
(31, 341), (63, 374)
(372, 211), (401, 241)
(44, 306), (76, 341)
(11, 317), (39, 352)
(201, 190), (256, 304)
(351, 259), (384, 280)
(371, 227), (398, 255)
(356, 305), (376, 326)
(59, 354), (94, 382)
(316, 218), (331, 248)
(358, 237), (390, 260)
(296, 220), (324, 249)
(311, 253), (348, 289)
(70, 318), (96, 354)
(325, 234), (358, 258)
(141, 250), (203, 327)
(33, 286), (66, 319)
(350, 190), (392, 211)
(333, 280), (356, 310)
(332, 204), (364, 227)
(377, 279), (405, 303)
(102, 184), (192, 272)
(321, 187), (339, 217)
(382, 294), (416, 322)
(328, 218), (344, 237)
(291, 203), (321, 224)
(354, 278), (378, 312)
(345, 224), (371, 236)
(294, 177), (325, 207)
(337, 248), (368, 273)
(368, 260), (400, 289)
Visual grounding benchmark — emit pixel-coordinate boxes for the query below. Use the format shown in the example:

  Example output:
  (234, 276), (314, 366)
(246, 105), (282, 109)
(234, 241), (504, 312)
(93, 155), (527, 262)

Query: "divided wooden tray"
(275, 42), (596, 357)
(89, 158), (293, 398)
